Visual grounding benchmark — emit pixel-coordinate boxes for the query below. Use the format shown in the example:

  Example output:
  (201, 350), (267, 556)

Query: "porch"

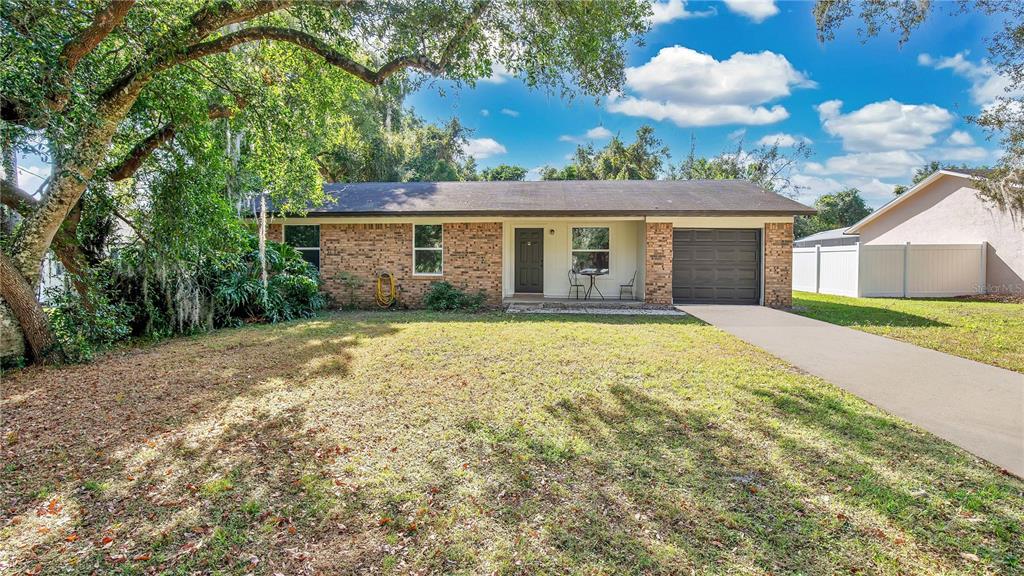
(500, 219), (646, 301)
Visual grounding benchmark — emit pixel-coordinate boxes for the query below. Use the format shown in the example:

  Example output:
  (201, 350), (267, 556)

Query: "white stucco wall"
(859, 175), (1024, 293)
(501, 219), (642, 298)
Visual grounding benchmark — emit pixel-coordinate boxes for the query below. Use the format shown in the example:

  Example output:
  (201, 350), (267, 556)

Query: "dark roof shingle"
(298, 180), (814, 216)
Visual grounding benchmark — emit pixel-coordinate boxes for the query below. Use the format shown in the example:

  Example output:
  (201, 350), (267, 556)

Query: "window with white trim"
(571, 226), (610, 272)
(284, 225), (320, 270)
(413, 224), (443, 275)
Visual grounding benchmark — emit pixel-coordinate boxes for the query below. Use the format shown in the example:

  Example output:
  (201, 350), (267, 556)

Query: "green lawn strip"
(1, 311), (1020, 574)
(792, 291), (1024, 373)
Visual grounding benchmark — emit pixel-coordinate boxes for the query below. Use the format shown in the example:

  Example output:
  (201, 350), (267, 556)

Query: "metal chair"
(568, 270), (585, 299)
(619, 270), (636, 300)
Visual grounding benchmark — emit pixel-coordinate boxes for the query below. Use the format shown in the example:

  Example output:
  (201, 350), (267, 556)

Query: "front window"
(284, 225), (320, 270)
(413, 224), (443, 275)
(572, 227), (610, 271)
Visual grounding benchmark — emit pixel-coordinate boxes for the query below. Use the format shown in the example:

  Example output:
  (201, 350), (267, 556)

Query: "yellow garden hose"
(375, 272), (397, 308)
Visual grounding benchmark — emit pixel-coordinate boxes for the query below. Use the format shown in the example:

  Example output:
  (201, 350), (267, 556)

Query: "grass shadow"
(791, 297), (949, 328)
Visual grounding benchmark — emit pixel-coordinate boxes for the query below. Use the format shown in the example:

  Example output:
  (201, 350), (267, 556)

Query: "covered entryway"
(672, 228), (760, 304)
(514, 228), (544, 293)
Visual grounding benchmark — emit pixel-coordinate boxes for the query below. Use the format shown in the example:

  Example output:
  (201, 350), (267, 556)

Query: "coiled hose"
(375, 272), (397, 308)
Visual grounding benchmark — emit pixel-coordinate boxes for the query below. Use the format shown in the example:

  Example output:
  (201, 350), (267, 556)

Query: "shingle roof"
(793, 226), (860, 247)
(295, 180), (815, 216)
(795, 227), (857, 243)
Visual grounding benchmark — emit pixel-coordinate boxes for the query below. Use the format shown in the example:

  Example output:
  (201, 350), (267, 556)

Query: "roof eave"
(846, 170), (972, 234)
(288, 208), (817, 218)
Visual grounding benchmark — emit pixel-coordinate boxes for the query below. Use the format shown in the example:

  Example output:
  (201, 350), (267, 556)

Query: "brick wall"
(319, 222), (503, 309)
(644, 222), (673, 305)
(764, 221), (793, 308)
(267, 223), (282, 243)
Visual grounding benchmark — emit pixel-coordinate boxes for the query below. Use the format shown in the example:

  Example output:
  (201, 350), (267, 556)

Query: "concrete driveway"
(677, 304), (1024, 478)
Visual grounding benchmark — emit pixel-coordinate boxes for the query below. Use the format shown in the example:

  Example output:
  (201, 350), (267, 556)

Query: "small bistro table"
(577, 268), (609, 300)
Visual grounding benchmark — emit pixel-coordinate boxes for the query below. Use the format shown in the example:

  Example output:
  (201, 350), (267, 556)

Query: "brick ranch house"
(266, 180), (814, 308)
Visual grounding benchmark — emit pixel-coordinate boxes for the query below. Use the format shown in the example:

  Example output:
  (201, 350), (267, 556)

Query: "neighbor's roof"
(292, 180), (815, 217)
(846, 169), (983, 233)
(794, 227), (858, 244)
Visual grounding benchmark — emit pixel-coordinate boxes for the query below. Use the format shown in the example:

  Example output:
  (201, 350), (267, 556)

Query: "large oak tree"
(1, 0), (649, 362)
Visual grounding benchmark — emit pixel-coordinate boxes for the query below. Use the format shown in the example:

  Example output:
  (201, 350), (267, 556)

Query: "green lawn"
(2, 312), (1021, 575)
(792, 291), (1024, 373)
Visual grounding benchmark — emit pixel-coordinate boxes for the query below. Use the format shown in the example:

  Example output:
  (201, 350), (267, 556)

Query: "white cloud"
(918, 51), (1015, 106)
(524, 166), (543, 181)
(464, 138), (506, 159)
(480, 108), (490, 117)
(792, 173), (900, 209)
(480, 63), (514, 84)
(805, 150), (925, 179)
(607, 46), (812, 127)
(609, 97), (789, 127)
(728, 128), (747, 141)
(755, 132), (812, 147)
(560, 125), (614, 144)
(817, 99), (954, 152)
(3, 159), (52, 196)
(648, 0), (715, 25)
(946, 130), (974, 146)
(625, 46), (814, 105)
(723, 0), (778, 22)
(932, 145), (991, 162)
(500, 108), (519, 118)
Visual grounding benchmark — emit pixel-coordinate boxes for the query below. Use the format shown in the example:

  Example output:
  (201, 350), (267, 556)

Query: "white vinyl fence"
(793, 242), (987, 298)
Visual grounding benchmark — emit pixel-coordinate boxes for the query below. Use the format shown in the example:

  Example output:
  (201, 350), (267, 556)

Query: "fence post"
(855, 242), (862, 297)
(902, 241), (911, 298)
(814, 244), (822, 293)
(979, 241), (988, 295)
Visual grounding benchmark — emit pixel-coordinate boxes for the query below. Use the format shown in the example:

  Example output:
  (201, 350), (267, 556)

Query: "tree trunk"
(259, 192), (268, 290)
(51, 200), (92, 301)
(0, 251), (57, 362)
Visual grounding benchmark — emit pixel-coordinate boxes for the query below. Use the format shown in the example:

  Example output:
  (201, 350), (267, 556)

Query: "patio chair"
(568, 270), (585, 299)
(620, 270), (636, 300)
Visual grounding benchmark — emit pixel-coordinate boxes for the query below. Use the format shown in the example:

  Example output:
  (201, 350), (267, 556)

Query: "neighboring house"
(793, 227), (859, 248)
(794, 169), (1023, 298)
(847, 169), (1023, 295)
(267, 180), (813, 308)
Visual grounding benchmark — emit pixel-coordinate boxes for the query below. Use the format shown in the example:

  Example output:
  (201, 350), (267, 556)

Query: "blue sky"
(409, 0), (1005, 208)
(10, 1), (1005, 210)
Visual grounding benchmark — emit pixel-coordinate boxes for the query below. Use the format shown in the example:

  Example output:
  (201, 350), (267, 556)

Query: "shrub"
(423, 281), (486, 311)
(46, 282), (133, 363)
(210, 239), (325, 324)
(333, 271), (365, 309)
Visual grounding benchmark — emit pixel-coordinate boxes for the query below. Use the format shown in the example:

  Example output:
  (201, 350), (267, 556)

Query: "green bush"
(422, 281), (486, 311)
(210, 238), (325, 324)
(46, 282), (133, 363)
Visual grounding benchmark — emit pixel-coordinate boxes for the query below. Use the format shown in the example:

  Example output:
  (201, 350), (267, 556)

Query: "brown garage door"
(672, 229), (760, 304)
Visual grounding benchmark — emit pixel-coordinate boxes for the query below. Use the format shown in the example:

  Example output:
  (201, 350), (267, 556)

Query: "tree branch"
(170, 27), (443, 85)
(107, 103), (236, 181)
(59, 1), (137, 76)
(1, 178), (41, 213)
(438, 1), (490, 69)
(44, 1), (137, 114)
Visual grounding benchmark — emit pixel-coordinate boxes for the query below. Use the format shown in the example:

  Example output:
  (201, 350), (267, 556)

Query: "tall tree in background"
(669, 136), (813, 198)
(480, 164), (528, 181)
(0, 0), (650, 362)
(794, 187), (872, 239)
(813, 0), (1023, 214)
(892, 161), (989, 195)
(541, 126), (669, 180)
(320, 114), (479, 183)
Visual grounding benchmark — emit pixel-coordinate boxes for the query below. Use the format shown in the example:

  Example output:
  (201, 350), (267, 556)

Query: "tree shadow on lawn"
(3, 311), (1021, 574)
(791, 297), (949, 328)
(348, 382), (1024, 574)
(0, 317), (398, 571)
(731, 383), (1023, 572)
